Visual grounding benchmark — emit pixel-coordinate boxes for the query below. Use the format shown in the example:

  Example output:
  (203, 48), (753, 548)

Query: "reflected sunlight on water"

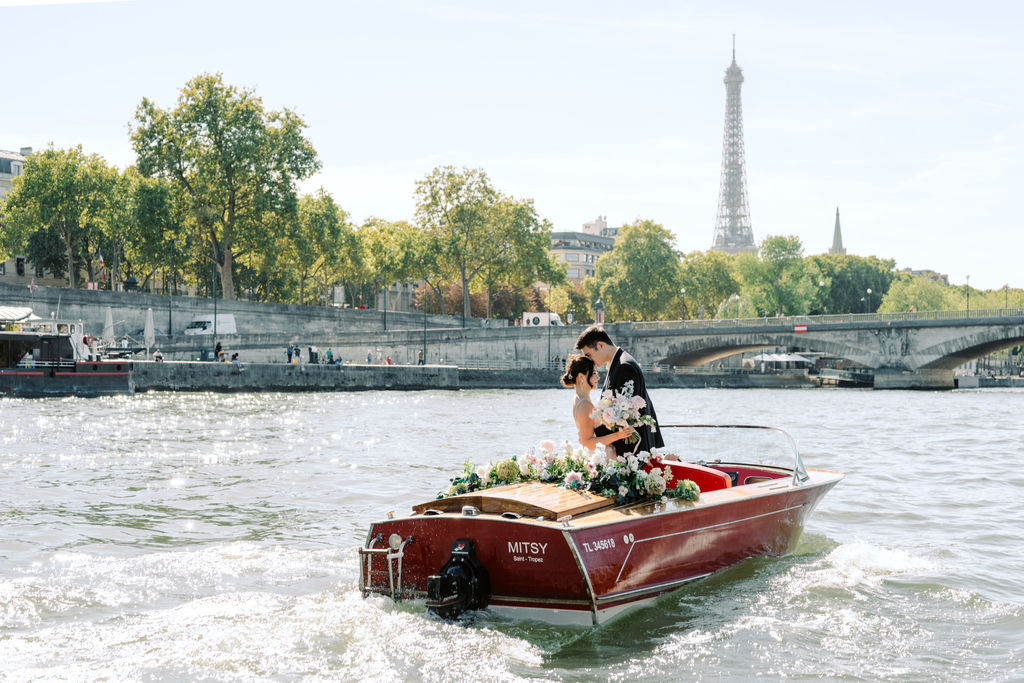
(1, 389), (1023, 680)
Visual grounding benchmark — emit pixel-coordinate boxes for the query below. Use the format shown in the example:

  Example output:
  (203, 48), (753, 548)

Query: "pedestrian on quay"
(367, 349), (372, 364)
(287, 345), (293, 363)
(326, 348), (333, 364)
(376, 347), (383, 365)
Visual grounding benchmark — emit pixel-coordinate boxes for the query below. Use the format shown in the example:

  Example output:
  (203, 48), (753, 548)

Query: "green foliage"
(736, 235), (821, 316)
(415, 166), (561, 321)
(131, 73), (320, 300)
(680, 250), (739, 319)
(878, 275), (952, 312)
(808, 253), (896, 314)
(1, 145), (117, 287)
(288, 190), (350, 305)
(24, 224), (69, 279)
(594, 219), (683, 321)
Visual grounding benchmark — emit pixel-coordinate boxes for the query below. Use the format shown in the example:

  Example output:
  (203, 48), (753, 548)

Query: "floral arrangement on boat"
(438, 440), (699, 505)
(591, 380), (656, 445)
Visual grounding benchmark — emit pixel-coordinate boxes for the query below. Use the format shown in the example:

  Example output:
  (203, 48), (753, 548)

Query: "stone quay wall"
(133, 361), (460, 392)
(131, 361), (818, 393)
(0, 281), (461, 338)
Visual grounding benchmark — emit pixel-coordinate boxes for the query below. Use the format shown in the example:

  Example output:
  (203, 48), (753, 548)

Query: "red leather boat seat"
(660, 461), (733, 493)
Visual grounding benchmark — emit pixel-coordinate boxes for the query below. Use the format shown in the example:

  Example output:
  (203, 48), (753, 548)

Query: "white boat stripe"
(613, 502), (807, 583)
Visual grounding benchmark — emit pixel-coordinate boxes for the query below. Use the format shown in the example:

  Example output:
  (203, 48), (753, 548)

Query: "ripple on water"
(2, 389), (1024, 680)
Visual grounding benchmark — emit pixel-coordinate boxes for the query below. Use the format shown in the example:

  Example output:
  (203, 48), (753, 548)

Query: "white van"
(522, 312), (564, 327)
(183, 314), (237, 335)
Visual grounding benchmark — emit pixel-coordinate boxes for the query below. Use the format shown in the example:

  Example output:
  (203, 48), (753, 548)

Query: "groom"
(575, 325), (664, 456)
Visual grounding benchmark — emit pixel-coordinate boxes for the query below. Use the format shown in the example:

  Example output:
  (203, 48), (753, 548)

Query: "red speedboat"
(359, 425), (843, 626)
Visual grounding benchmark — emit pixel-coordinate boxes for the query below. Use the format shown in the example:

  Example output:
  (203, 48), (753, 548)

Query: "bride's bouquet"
(591, 380), (656, 445)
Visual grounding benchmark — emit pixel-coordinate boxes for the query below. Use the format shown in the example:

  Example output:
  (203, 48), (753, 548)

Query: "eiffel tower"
(711, 37), (756, 254)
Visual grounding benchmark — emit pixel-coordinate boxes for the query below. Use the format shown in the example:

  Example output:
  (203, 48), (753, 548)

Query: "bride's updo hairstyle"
(560, 353), (595, 387)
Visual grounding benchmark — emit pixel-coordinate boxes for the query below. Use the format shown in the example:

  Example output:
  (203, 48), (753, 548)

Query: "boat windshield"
(659, 425), (809, 485)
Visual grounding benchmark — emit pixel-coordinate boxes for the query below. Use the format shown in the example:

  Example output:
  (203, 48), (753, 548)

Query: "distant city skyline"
(1, 0), (1021, 290)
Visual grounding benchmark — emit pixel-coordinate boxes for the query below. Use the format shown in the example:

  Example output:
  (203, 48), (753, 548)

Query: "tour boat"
(359, 425), (843, 626)
(0, 314), (134, 397)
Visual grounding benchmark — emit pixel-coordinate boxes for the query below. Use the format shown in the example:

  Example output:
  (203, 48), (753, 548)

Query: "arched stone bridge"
(617, 309), (1024, 389)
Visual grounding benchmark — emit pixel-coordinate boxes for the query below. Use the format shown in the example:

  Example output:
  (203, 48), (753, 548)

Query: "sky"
(2, 0), (1021, 290)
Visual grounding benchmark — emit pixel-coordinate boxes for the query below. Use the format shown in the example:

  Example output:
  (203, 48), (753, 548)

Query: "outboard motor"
(426, 539), (491, 619)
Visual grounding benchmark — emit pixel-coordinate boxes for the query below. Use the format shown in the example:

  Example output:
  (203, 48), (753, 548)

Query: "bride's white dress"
(573, 394), (616, 459)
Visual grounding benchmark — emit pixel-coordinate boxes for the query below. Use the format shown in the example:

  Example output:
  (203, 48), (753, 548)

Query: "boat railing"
(17, 358), (78, 371)
(658, 424), (809, 486)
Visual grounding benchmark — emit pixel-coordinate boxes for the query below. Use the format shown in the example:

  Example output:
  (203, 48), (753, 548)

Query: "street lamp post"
(167, 244), (174, 338)
(1005, 284), (1009, 310)
(415, 302), (427, 364)
(212, 257), (218, 344)
(866, 288), (872, 314)
(819, 280), (826, 315)
(966, 274), (971, 315)
(547, 312), (552, 369)
(680, 287), (687, 320)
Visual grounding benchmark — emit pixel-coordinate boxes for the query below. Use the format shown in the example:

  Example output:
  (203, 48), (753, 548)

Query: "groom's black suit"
(595, 348), (664, 455)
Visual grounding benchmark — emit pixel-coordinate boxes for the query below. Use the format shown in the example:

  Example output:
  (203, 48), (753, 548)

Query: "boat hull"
(0, 361), (134, 397)
(361, 468), (842, 625)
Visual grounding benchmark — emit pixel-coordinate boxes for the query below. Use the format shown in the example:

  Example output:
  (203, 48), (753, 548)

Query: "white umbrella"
(103, 307), (115, 345)
(144, 308), (155, 357)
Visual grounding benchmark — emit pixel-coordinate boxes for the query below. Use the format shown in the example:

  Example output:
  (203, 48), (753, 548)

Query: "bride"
(561, 354), (634, 454)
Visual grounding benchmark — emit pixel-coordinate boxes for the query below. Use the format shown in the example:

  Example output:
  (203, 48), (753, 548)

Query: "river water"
(1, 387), (1022, 681)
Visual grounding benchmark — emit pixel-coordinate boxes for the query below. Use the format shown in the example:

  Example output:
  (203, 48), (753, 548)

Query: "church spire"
(829, 206), (846, 255)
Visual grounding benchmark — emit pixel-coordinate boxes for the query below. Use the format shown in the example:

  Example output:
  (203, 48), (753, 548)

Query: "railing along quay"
(629, 308), (1024, 330)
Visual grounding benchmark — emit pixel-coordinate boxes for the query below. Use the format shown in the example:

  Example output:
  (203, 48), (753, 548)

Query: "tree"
(131, 73), (320, 300)
(736, 235), (821, 316)
(1, 146), (117, 288)
(357, 218), (422, 312)
(414, 166), (498, 322)
(118, 169), (180, 291)
(808, 253), (896, 314)
(878, 275), (950, 312)
(594, 219), (683, 321)
(289, 190), (349, 305)
(679, 249), (739, 320)
(474, 196), (564, 318)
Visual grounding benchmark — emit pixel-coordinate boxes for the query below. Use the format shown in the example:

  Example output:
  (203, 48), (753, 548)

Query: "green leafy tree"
(679, 249), (739, 320)
(1, 146), (116, 288)
(113, 169), (179, 291)
(24, 224), (69, 280)
(474, 196), (565, 318)
(594, 219), (683, 321)
(289, 189), (349, 305)
(131, 73), (320, 300)
(357, 218), (422, 312)
(808, 253), (896, 314)
(544, 285), (572, 318)
(407, 226), (456, 316)
(414, 166), (498, 322)
(736, 235), (821, 316)
(878, 275), (951, 312)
